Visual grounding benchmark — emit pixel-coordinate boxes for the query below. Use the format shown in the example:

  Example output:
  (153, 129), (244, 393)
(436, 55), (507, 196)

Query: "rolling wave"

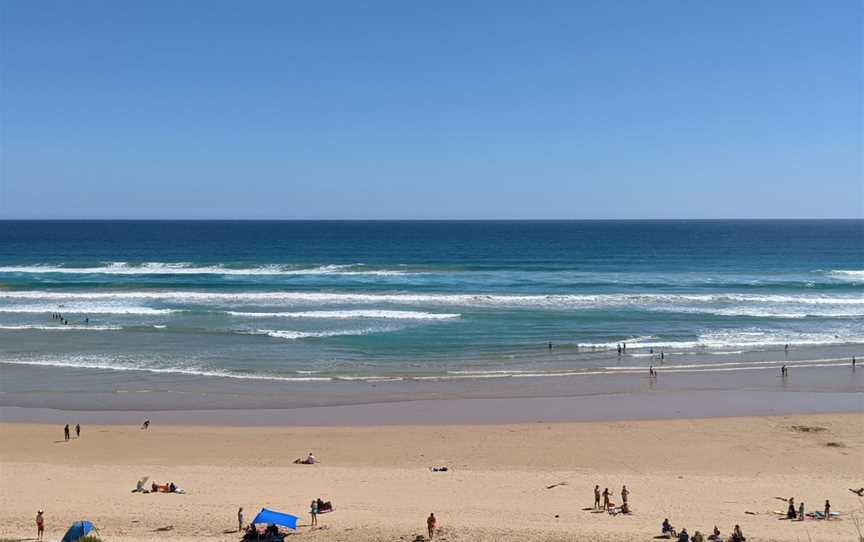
(3, 290), (862, 307)
(240, 327), (390, 340)
(827, 269), (864, 281)
(225, 309), (460, 320)
(0, 262), (408, 276)
(579, 329), (864, 350)
(0, 324), (121, 331)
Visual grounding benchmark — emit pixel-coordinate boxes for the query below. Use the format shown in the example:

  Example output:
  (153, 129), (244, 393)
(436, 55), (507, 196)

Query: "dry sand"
(1, 413), (863, 541)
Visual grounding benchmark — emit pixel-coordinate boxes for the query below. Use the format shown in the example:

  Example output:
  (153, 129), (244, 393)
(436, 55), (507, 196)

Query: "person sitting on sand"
(730, 524), (745, 542)
(662, 518), (677, 537)
(691, 530), (704, 542)
(708, 525), (720, 541)
(294, 452), (316, 464)
(151, 481), (158, 492)
(168, 481), (177, 493)
(677, 528), (690, 542)
(141, 420), (150, 430)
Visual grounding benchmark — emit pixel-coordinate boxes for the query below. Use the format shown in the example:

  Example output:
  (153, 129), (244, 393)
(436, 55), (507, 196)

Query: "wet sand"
(1, 414), (863, 542)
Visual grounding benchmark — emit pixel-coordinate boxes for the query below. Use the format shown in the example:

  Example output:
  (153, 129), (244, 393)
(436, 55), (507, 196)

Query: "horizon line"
(0, 217), (861, 222)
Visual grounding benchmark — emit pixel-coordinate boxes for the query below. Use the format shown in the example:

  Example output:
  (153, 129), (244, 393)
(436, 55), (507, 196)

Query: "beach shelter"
(251, 508), (298, 529)
(61, 521), (96, 542)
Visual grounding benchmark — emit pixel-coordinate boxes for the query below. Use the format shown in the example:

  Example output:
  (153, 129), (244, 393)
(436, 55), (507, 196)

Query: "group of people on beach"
(594, 484), (631, 515)
(663, 519), (744, 542)
(784, 496), (832, 521)
(62, 423), (80, 441)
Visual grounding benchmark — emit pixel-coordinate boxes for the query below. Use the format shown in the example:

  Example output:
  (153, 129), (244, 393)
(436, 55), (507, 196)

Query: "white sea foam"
(1, 354), (854, 383)
(0, 324), (121, 331)
(0, 262), (407, 276)
(826, 269), (864, 281)
(0, 356), (333, 381)
(225, 309), (460, 320)
(0, 304), (176, 315)
(578, 328), (864, 350)
(240, 327), (388, 340)
(3, 290), (862, 308)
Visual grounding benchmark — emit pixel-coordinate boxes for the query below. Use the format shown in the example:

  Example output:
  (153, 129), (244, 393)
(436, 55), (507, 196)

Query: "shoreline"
(2, 357), (861, 424)
(2, 388), (862, 426)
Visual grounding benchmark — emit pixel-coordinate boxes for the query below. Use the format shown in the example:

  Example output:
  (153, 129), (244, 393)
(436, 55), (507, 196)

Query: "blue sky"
(1, 1), (861, 219)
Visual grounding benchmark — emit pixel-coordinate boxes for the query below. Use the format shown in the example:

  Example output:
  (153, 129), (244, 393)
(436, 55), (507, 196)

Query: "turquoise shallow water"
(0, 220), (861, 381)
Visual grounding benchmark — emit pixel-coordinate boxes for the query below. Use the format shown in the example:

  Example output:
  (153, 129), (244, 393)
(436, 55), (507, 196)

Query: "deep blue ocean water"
(0, 220), (861, 381)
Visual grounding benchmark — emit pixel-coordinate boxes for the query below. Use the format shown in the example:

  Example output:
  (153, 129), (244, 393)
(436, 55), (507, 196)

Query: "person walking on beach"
(661, 350), (665, 361)
(594, 485), (601, 509)
(853, 356), (856, 369)
(621, 485), (629, 506)
(63, 424), (70, 441)
(427, 512), (437, 540)
(617, 344), (622, 356)
(602, 487), (611, 510)
(141, 419), (150, 430)
(75, 423), (81, 438)
(36, 510), (44, 541)
(237, 507), (243, 532)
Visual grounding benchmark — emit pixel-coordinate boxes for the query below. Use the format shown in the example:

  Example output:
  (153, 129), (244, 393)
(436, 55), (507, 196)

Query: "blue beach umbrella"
(250, 508), (298, 529)
(61, 521), (96, 542)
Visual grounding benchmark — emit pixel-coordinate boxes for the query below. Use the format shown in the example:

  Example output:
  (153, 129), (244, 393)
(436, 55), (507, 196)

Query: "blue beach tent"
(61, 521), (96, 542)
(251, 508), (298, 529)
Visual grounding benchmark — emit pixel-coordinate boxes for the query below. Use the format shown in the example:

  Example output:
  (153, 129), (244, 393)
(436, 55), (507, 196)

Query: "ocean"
(0, 220), (861, 385)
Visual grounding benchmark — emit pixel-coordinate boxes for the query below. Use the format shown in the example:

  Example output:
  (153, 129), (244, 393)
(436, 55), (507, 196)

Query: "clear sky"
(1, 1), (861, 219)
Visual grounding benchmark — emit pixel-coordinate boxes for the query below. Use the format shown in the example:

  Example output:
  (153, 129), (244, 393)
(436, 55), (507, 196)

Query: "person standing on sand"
(427, 513), (436, 540)
(602, 487), (611, 510)
(36, 510), (44, 540)
(824, 499), (831, 520)
(237, 507), (243, 532)
(75, 424), (81, 438)
(63, 424), (70, 441)
(594, 485), (601, 509)
(142, 419), (150, 430)
(853, 356), (856, 369)
(621, 485), (629, 506)
(798, 501), (804, 521)
(310, 500), (318, 526)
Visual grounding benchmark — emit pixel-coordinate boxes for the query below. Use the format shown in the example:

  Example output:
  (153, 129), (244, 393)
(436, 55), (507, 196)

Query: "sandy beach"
(1, 413), (862, 542)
